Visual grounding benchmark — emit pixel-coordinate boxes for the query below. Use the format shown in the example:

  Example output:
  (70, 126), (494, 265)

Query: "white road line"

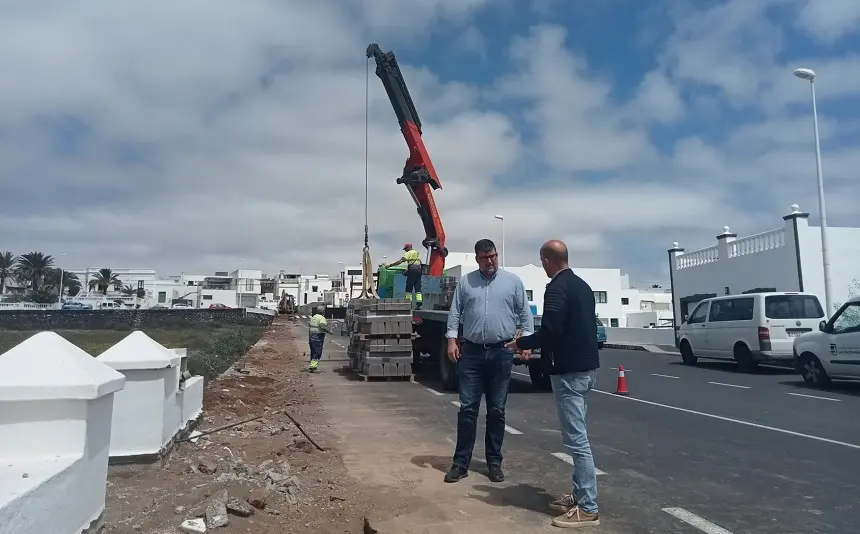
(662, 507), (734, 534)
(445, 436), (455, 445)
(610, 367), (631, 372)
(707, 381), (750, 389)
(550, 452), (607, 475)
(424, 387), (444, 396)
(592, 389), (860, 450)
(451, 400), (461, 407)
(512, 371), (530, 378)
(652, 373), (680, 379)
(787, 392), (841, 402)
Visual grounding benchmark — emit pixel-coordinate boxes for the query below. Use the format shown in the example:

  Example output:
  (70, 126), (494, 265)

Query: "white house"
(668, 203), (860, 325)
(297, 274), (333, 306)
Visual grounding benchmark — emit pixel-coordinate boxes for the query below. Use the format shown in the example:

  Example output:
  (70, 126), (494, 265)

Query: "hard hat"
(403, 243), (412, 250)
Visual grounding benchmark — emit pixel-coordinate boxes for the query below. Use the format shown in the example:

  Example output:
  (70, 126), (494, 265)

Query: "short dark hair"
(474, 239), (496, 255)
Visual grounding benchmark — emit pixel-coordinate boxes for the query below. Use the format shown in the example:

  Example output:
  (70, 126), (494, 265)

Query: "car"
(596, 316), (606, 349)
(171, 303), (194, 309)
(677, 291), (825, 373)
(792, 296), (860, 388)
(208, 303), (231, 309)
(61, 301), (93, 310)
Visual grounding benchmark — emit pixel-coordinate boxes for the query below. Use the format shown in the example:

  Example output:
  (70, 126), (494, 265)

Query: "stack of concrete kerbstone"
(346, 298), (414, 380)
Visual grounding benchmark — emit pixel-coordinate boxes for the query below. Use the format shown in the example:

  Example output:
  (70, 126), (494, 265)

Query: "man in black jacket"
(507, 240), (600, 529)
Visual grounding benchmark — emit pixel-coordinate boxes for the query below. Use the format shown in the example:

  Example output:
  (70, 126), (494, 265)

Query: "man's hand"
(504, 338), (519, 351)
(518, 349), (532, 361)
(447, 338), (460, 363)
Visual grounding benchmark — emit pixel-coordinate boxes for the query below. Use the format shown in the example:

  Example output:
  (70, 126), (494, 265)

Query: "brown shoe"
(551, 506), (599, 528)
(549, 494), (577, 512)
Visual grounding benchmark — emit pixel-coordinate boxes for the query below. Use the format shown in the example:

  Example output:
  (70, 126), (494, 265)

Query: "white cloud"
(1, 0), (859, 288)
(795, 0), (860, 43)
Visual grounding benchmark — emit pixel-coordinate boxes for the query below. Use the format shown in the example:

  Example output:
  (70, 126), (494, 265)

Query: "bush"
(187, 326), (265, 381)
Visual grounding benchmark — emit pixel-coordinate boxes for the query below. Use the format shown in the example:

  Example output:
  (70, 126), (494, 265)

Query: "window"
(347, 269), (362, 276)
(765, 295), (824, 319)
(312, 285), (319, 292)
(709, 297), (754, 322)
(202, 295), (213, 300)
(595, 317), (604, 327)
(594, 291), (607, 304)
(526, 290), (534, 301)
(621, 297), (629, 305)
(245, 279), (254, 291)
(610, 318), (619, 327)
(687, 302), (709, 324)
(157, 291), (166, 303)
(831, 302), (860, 334)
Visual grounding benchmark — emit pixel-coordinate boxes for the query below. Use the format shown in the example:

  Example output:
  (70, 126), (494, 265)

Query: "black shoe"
(487, 465), (505, 482)
(443, 465), (468, 483)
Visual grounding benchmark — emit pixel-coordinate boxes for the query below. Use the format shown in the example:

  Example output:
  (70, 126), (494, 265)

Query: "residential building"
(668, 203), (860, 325)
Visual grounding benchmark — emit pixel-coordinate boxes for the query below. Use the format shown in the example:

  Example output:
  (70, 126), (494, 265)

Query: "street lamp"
(793, 67), (833, 315)
(494, 215), (505, 268)
(58, 253), (66, 307)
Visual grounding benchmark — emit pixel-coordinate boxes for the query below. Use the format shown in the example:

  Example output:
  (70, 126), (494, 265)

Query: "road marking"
(451, 401), (461, 407)
(512, 371), (530, 379)
(610, 367), (631, 372)
(550, 452), (606, 475)
(707, 381), (750, 389)
(661, 507), (734, 533)
(787, 392), (841, 402)
(652, 373), (680, 379)
(592, 389), (860, 450)
(424, 387), (444, 396)
(446, 436), (455, 445)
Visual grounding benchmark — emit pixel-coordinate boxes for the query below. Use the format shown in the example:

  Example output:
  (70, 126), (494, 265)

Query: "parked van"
(792, 296), (860, 388)
(677, 292), (825, 372)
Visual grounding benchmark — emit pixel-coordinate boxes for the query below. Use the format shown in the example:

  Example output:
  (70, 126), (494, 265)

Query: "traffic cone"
(614, 365), (630, 396)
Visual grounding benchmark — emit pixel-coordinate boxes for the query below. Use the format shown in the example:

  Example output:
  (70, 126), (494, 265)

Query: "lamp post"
(793, 67), (833, 315)
(494, 215), (505, 268)
(57, 253), (66, 308)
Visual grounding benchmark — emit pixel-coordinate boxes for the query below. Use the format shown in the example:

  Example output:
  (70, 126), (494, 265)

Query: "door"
(825, 301), (860, 377)
(683, 301), (710, 352)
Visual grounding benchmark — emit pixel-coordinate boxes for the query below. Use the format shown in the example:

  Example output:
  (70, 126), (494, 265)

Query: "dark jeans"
(308, 333), (325, 361)
(405, 265), (422, 293)
(452, 343), (514, 469)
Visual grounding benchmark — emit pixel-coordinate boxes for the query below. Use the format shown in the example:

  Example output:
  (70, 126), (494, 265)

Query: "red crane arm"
(366, 43), (448, 276)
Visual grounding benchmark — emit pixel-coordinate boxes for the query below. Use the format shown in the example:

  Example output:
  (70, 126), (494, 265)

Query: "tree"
(120, 284), (137, 297)
(88, 268), (122, 295)
(14, 252), (55, 292)
(0, 251), (16, 294)
(42, 268), (82, 299)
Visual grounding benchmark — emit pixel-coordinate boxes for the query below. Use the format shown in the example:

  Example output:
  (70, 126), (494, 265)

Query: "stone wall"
(0, 308), (274, 331)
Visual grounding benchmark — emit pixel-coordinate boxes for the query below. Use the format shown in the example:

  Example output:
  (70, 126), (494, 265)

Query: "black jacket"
(516, 269), (600, 374)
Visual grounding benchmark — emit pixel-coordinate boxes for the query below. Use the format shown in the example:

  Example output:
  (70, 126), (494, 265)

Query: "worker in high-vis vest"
(385, 243), (423, 309)
(308, 306), (332, 372)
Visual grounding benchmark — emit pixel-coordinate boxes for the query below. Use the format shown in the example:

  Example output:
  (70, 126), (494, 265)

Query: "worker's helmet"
(315, 306), (325, 314)
(403, 243), (412, 250)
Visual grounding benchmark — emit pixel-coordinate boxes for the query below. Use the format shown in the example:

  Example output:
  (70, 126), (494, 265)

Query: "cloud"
(1, 0), (859, 289)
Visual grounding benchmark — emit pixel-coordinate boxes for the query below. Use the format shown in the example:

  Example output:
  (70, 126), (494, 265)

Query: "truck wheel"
(439, 340), (458, 392)
(528, 360), (552, 391)
(680, 340), (697, 366)
(598, 342), (604, 350)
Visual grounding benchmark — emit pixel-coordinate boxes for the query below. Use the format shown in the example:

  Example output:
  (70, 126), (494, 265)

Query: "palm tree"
(14, 252), (55, 292)
(88, 268), (122, 295)
(0, 251), (16, 294)
(120, 284), (137, 297)
(43, 269), (82, 298)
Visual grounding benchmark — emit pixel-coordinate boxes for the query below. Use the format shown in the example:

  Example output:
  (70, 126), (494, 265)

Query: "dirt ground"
(102, 316), (384, 534)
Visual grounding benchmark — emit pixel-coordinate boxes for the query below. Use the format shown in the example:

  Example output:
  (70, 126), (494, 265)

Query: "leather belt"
(463, 339), (513, 349)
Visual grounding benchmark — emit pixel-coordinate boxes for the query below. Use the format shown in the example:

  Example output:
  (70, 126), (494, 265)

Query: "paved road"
(298, 315), (860, 533)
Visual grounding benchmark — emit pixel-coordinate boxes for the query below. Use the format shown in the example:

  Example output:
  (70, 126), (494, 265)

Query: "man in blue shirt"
(443, 239), (534, 484)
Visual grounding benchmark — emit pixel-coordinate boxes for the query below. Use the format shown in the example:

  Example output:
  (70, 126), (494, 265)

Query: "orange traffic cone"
(614, 365), (630, 396)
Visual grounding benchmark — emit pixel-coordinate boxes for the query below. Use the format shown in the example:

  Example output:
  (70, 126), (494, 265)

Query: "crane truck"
(366, 43), (552, 392)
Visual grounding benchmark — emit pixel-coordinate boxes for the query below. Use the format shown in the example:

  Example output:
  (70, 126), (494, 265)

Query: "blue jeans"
(452, 344), (514, 469)
(308, 333), (325, 361)
(551, 370), (598, 514)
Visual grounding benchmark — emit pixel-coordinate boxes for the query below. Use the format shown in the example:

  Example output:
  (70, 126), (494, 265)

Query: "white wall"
(299, 275), (332, 306)
(668, 204), (860, 323)
(197, 288), (236, 308)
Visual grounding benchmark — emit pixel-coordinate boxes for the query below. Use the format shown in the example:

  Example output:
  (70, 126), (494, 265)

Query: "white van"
(677, 292), (825, 372)
(792, 296), (860, 388)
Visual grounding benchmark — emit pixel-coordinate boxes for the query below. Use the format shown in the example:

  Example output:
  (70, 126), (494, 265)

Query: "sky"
(2, 0), (859, 286)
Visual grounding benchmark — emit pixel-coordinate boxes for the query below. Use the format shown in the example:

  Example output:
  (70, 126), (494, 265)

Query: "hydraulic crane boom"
(366, 43), (448, 276)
